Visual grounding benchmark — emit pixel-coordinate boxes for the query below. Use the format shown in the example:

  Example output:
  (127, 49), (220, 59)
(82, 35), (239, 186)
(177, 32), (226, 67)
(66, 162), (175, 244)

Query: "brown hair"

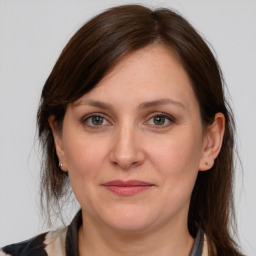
(37, 4), (243, 255)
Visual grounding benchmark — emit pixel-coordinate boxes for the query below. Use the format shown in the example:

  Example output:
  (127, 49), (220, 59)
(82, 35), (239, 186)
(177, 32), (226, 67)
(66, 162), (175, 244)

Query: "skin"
(50, 44), (225, 256)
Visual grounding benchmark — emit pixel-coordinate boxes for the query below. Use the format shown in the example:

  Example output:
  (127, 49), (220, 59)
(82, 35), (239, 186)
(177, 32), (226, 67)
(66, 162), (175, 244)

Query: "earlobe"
(48, 115), (68, 172)
(199, 113), (225, 171)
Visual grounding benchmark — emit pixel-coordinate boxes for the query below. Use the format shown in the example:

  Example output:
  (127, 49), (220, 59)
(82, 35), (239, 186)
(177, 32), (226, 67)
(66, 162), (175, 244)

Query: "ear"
(48, 115), (68, 172)
(199, 113), (225, 171)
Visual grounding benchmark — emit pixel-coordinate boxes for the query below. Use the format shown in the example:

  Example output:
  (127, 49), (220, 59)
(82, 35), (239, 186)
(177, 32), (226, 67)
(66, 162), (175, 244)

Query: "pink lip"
(102, 180), (154, 196)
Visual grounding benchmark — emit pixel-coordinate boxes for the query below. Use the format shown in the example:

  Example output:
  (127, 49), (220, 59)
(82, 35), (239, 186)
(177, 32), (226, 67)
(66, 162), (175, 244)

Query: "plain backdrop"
(0, 0), (255, 255)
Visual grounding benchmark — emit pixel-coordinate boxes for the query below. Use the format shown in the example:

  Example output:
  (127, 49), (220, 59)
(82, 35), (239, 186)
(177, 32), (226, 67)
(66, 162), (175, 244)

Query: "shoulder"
(0, 232), (47, 256)
(0, 228), (67, 256)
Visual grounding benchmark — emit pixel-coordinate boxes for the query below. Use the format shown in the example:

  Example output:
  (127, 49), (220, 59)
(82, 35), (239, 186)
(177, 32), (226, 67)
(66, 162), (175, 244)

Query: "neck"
(78, 212), (194, 256)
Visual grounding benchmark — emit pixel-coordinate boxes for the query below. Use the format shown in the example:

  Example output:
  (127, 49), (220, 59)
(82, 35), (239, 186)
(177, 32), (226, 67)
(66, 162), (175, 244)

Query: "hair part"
(37, 4), (243, 255)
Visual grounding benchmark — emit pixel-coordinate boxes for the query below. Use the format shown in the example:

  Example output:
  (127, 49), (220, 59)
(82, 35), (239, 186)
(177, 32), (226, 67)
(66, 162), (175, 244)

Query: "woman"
(0, 4), (243, 256)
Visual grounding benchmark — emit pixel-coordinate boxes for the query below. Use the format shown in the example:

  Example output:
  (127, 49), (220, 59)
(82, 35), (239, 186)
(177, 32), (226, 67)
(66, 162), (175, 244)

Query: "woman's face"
(53, 44), (211, 233)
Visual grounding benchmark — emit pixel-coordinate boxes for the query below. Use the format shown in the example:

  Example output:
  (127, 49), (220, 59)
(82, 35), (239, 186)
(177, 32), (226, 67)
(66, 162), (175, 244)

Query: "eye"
(83, 114), (111, 127)
(90, 116), (104, 125)
(146, 113), (175, 127)
(152, 116), (166, 125)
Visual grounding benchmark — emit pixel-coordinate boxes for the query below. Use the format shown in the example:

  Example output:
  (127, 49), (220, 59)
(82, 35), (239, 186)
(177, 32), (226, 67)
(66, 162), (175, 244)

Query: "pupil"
(154, 116), (165, 125)
(92, 116), (103, 125)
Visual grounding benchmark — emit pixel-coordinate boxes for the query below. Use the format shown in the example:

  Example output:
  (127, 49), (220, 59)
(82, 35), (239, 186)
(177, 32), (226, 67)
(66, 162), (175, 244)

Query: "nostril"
(111, 159), (141, 169)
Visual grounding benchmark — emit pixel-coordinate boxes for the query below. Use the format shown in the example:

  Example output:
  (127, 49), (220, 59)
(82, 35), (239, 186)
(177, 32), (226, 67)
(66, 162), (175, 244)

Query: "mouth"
(102, 180), (155, 196)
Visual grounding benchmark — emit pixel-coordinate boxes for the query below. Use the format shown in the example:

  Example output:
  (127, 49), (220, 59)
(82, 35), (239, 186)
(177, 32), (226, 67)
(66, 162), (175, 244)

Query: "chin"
(99, 206), (159, 233)
(106, 219), (154, 233)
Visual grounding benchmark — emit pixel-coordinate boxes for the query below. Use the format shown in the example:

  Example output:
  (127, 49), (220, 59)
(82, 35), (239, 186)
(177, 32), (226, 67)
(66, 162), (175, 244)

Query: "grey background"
(0, 0), (255, 255)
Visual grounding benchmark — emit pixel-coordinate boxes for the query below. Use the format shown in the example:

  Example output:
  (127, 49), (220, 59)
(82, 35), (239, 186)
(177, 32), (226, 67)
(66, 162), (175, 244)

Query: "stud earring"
(206, 162), (211, 166)
(59, 163), (63, 168)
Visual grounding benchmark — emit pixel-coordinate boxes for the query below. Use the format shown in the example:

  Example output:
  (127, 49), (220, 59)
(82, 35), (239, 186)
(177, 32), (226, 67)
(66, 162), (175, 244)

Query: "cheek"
(148, 135), (202, 215)
(147, 130), (203, 197)
(62, 134), (108, 210)
(150, 132), (203, 173)
(63, 132), (107, 178)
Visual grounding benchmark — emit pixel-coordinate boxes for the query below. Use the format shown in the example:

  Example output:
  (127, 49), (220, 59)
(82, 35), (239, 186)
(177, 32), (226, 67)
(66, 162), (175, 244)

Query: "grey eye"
(91, 116), (104, 125)
(153, 116), (167, 125)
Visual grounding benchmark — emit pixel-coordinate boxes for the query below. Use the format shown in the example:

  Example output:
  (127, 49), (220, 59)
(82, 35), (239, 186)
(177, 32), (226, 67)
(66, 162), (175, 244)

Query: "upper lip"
(102, 180), (154, 186)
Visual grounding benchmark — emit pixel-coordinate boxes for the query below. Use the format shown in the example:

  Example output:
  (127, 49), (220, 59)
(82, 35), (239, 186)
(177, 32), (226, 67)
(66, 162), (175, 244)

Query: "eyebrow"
(73, 99), (113, 109)
(139, 98), (185, 109)
(73, 98), (185, 110)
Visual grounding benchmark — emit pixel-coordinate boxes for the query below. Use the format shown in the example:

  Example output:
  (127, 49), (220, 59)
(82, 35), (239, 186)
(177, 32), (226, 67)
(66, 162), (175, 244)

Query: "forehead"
(72, 44), (198, 111)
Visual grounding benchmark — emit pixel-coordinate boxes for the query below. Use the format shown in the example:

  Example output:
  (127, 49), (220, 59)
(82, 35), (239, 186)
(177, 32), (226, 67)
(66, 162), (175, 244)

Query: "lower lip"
(104, 185), (152, 196)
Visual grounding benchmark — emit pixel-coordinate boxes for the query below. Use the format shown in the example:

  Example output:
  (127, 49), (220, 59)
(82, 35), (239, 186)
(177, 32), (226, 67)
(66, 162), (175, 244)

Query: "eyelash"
(81, 112), (175, 129)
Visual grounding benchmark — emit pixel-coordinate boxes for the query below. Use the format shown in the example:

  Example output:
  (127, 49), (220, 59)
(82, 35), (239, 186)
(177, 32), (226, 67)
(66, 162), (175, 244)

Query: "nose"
(109, 122), (145, 169)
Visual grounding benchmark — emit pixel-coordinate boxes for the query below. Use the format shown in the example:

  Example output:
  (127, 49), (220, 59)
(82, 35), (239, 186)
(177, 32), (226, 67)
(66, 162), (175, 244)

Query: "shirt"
(0, 211), (208, 256)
